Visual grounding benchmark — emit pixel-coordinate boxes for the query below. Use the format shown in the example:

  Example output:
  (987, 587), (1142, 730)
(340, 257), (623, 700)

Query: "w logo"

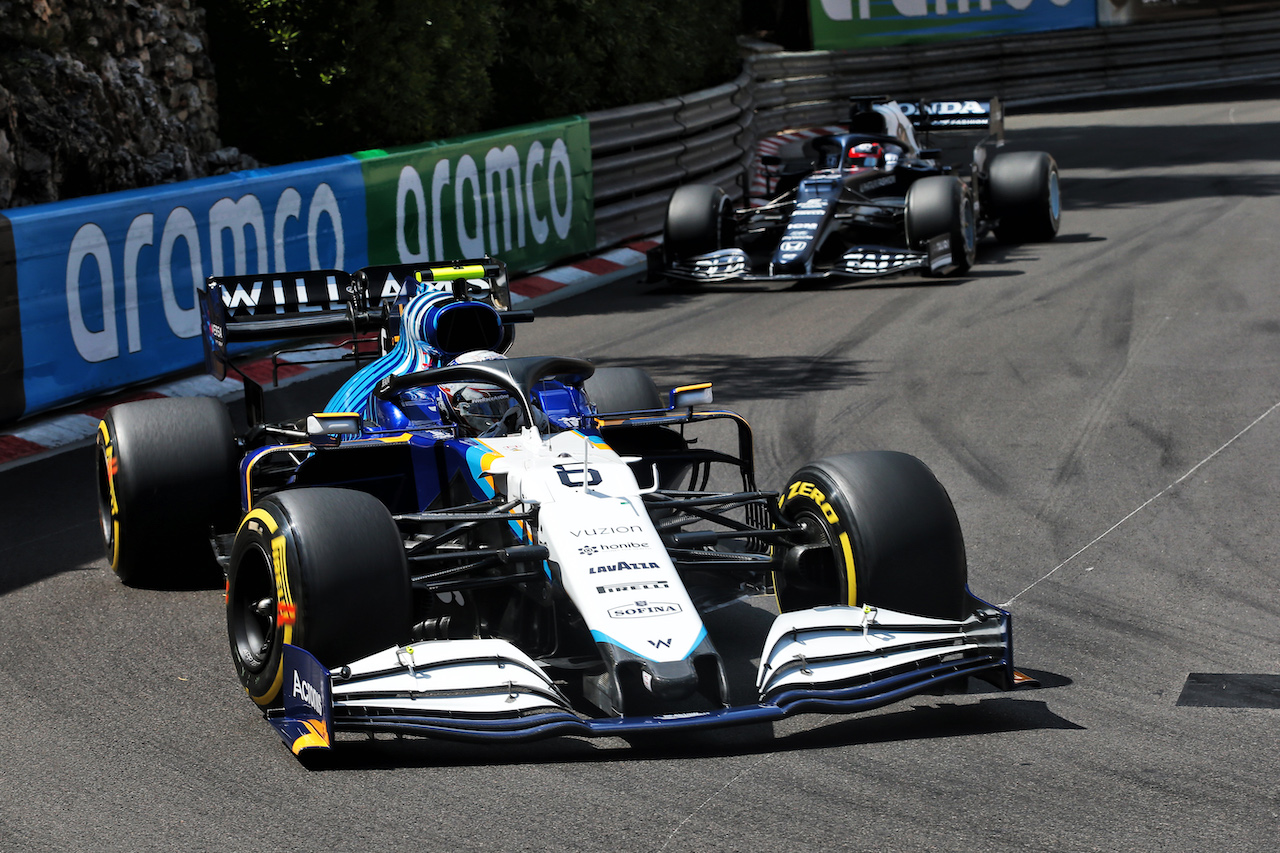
(555, 464), (602, 487)
(648, 639), (672, 649)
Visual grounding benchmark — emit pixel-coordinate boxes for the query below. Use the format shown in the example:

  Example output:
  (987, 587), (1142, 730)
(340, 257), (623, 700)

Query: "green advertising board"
(809, 0), (1098, 50)
(357, 117), (594, 275)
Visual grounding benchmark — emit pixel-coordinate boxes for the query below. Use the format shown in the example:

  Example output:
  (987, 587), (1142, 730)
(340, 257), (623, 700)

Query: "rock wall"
(0, 0), (254, 209)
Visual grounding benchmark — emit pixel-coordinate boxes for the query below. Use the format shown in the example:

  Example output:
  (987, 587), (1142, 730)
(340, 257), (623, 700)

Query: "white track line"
(1000, 398), (1280, 607)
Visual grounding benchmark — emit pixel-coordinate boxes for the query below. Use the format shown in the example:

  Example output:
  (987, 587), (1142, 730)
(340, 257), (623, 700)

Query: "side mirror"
(669, 383), (713, 410)
(306, 413), (364, 446)
(761, 155), (781, 168)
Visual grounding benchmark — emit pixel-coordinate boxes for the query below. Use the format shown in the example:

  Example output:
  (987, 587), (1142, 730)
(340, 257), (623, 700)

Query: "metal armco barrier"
(587, 8), (1280, 248)
(589, 71), (755, 248)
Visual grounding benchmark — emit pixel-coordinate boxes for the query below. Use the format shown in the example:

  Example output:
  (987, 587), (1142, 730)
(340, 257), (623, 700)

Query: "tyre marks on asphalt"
(1002, 395), (1280, 607)
(758, 290), (928, 482)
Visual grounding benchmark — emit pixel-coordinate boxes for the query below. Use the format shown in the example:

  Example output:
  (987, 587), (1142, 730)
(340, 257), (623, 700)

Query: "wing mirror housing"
(669, 383), (713, 410)
(306, 413), (364, 446)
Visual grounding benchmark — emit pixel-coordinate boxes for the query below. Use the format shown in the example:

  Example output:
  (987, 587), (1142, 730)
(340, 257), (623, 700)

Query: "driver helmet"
(439, 350), (519, 436)
(847, 142), (884, 169)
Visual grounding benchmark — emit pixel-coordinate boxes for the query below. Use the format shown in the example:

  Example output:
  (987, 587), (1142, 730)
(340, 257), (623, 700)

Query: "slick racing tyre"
(663, 184), (730, 264)
(584, 367), (662, 415)
(585, 368), (689, 491)
(905, 176), (977, 276)
(988, 151), (1061, 243)
(96, 397), (237, 587)
(775, 451), (969, 620)
(227, 487), (410, 708)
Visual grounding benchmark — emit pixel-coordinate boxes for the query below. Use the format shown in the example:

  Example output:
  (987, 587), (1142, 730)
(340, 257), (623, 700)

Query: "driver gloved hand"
(479, 403), (550, 437)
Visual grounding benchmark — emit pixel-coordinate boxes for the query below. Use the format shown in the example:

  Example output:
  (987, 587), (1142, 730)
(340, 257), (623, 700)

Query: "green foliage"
(206, 0), (499, 163)
(206, 0), (743, 163)
(485, 0), (743, 127)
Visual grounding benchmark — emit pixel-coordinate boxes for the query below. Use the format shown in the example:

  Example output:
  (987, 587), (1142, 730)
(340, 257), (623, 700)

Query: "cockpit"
(810, 134), (907, 173)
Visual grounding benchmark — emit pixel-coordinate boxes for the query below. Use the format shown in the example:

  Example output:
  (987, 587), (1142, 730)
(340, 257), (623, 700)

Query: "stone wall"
(0, 0), (255, 209)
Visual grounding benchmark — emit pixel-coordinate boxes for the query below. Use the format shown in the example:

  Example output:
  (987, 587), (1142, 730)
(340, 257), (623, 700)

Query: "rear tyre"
(584, 368), (689, 491)
(96, 397), (237, 587)
(989, 151), (1060, 243)
(775, 451), (969, 620)
(904, 176), (976, 276)
(227, 488), (410, 708)
(663, 184), (730, 264)
(584, 367), (662, 415)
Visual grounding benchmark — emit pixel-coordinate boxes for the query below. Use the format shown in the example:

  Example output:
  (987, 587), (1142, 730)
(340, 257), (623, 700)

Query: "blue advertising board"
(1, 157), (367, 419)
(809, 0), (1099, 49)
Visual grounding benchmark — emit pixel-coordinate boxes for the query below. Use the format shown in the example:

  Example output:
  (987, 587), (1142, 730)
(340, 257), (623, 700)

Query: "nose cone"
(772, 195), (833, 276)
(640, 658), (701, 701)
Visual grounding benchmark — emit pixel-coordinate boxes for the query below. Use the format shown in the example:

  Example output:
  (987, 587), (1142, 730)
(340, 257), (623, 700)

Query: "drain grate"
(1176, 673), (1280, 708)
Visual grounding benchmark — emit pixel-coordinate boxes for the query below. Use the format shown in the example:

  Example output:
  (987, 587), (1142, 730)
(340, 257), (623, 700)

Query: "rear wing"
(200, 269), (366, 382)
(200, 258), (518, 379)
(901, 97), (1004, 141)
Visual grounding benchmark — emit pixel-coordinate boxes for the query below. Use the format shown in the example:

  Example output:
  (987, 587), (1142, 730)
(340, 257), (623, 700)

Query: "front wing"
(267, 602), (1015, 754)
(662, 235), (955, 285)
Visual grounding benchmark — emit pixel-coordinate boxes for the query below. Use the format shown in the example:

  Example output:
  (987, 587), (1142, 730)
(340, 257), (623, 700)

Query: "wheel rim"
(1048, 169), (1061, 223)
(715, 194), (730, 251)
(96, 449), (115, 555)
(960, 197), (977, 261)
(230, 542), (277, 673)
(778, 510), (844, 609)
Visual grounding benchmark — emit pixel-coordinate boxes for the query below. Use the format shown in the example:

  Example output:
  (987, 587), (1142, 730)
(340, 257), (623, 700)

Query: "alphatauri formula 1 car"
(653, 96), (1060, 284)
(97, 258), (1024, 756)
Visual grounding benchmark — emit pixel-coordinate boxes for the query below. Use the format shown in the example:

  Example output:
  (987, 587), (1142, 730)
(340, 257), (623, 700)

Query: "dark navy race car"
(652, 97), (1061, 285)
(96, 258), (1029, 757)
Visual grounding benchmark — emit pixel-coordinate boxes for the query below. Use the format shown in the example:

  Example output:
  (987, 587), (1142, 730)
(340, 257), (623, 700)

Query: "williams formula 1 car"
(96, 258), (1024, 756)
(652, 96), (1061, 284)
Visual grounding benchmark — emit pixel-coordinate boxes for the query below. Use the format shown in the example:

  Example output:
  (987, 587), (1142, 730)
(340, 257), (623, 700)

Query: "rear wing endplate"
(200, 269), (364, 382)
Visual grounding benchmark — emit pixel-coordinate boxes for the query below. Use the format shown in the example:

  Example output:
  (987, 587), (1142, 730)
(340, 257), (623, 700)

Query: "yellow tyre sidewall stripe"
(775, 479), (859, 608)
(838, 530), (856, 606)
(97, 421), (122, 572)
(238, 507), (294, 706)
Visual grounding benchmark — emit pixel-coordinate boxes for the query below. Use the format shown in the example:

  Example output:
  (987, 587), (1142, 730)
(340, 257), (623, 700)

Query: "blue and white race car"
(653, 96), (1061, 284)
(96, 258), (1025, 756)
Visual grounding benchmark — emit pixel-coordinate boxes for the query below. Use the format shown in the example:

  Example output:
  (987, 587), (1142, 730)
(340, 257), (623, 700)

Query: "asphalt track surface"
(3, 84), (1279, 852)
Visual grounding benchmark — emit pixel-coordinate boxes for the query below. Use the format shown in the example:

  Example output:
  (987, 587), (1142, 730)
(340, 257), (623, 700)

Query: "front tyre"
(904, 176), (977, 276)
(663, 184), (730, 264)
(227, 488), (410, 708)
(775, 451), (969, 620)
(584, 367), (662, 415)
(988, 151), (1061, 243)
(96, 397), (237, 587)
(585, 367), (689, 491)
